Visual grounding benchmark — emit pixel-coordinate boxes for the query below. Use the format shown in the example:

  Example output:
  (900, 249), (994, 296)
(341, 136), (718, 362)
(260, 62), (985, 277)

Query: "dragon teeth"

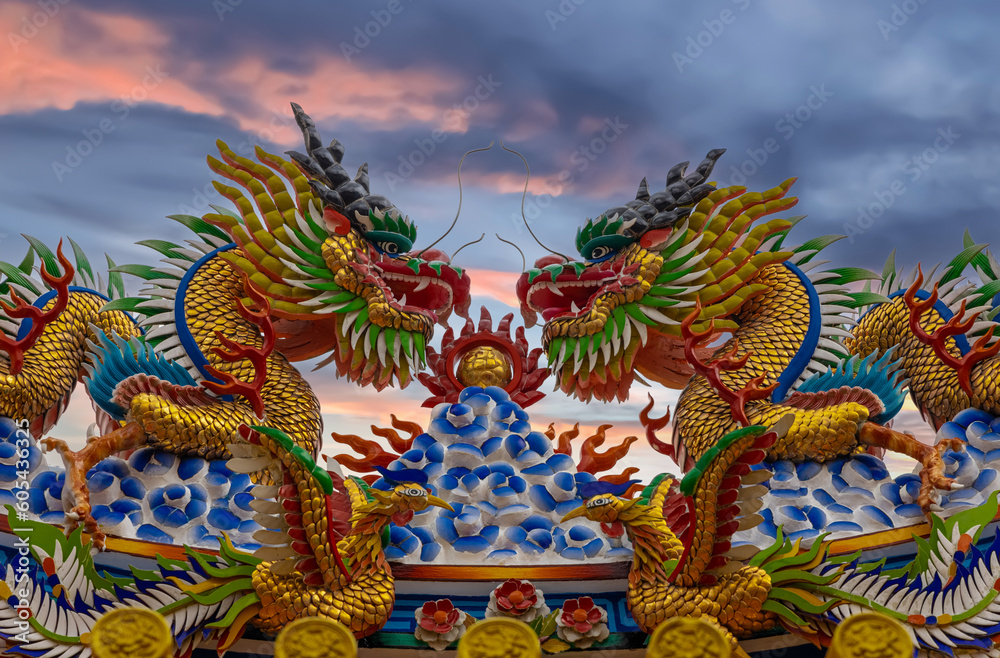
(545, 281), (564, 297)
(570, 301), (580, 314)
(398, 293), (407, 307)
(413, 278), (430, 292)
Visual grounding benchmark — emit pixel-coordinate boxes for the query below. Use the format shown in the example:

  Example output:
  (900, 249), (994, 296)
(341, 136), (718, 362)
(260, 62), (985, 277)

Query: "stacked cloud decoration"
(734, 407), (1000, 548)
(0, 416), (261, 550)
(372, 386), (631, 563)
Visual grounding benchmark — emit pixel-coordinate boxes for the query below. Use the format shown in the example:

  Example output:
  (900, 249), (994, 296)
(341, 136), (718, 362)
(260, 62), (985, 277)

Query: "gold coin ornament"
(457, 617), (541, 658)
(648, 617), (732, 658)
(274, 617), (358, 658)
(829, 613), (914, 658)
(89, 608), (173, 658)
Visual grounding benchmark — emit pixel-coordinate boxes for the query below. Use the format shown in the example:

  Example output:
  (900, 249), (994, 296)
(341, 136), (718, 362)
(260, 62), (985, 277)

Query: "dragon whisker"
(495, 233), (527, 272)
(500, 140), (572, 262)
(415, 141), (495, 257)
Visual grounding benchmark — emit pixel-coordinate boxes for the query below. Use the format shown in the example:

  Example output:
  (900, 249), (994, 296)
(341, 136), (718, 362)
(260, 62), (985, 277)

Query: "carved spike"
(290, 102), (323, 151)
(355, 162), (370, 192)
(666, 161), (689, 186)
(635, 177), (650, 201)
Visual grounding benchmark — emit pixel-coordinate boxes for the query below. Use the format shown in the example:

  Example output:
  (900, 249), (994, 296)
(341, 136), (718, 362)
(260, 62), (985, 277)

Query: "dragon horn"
(636, 177), (650, 201)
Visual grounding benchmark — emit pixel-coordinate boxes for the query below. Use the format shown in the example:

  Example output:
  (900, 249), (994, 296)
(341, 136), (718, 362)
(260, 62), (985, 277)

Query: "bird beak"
(426, 495), (455, 512)
(561, 505), (587, 522)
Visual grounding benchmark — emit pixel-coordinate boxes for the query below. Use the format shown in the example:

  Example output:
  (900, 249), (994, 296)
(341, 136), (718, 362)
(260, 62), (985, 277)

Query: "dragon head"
(516, 150), (798, 402)
(208, 104), (472, 390)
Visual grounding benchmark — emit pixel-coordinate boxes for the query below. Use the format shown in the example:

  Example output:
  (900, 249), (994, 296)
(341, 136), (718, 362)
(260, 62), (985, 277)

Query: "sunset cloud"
(7, 0), (995, 492)
(1, 1), (471, 144)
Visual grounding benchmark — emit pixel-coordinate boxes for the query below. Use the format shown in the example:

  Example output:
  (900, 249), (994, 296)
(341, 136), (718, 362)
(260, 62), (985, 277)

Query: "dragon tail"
(758, 492), (1000, 654)
(0, 508), (261, 658)
(748, 529), (844, 642)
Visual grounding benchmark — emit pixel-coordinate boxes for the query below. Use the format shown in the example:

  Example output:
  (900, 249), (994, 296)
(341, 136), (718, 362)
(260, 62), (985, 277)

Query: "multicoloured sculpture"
(564, 421), (1000, 653)
(515, 151), (997, 512)
(3, 103), (1000, 656)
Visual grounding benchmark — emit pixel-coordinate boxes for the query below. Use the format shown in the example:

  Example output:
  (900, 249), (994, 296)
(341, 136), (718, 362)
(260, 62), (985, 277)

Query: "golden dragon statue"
(0, 103), (471, 549)
(562, 418), (1000, 655)
(2, 424), (452, 655)
(516, 149), (1000, 512)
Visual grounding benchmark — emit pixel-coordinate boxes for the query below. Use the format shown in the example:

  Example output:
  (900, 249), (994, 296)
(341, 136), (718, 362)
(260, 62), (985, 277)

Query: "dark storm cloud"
(2, 0), (1000, 275)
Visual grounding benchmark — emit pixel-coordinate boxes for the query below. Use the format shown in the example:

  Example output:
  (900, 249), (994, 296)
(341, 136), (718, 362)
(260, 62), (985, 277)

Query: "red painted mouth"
(515, 261), (621, 327)
(353, 247), (472, 325)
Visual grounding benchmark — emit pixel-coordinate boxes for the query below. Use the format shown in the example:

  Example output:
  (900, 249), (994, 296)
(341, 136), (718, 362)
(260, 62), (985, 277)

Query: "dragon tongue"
(392, 510), (414, 527)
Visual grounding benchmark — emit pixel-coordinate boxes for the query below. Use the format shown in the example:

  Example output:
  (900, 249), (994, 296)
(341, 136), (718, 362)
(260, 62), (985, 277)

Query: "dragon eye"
(586, 496), (610, 508)
(404, 487), (423, 497)
(377, 241), (401, 255)
(587, 246), (617, 263)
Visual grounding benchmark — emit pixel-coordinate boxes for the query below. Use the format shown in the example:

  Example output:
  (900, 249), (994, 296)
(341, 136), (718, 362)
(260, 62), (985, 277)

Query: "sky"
(2, 0), (998, 479)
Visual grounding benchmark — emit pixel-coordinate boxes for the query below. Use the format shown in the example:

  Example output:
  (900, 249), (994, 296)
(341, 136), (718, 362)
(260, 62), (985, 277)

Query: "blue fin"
(797, 348), (907, 424)
(83, 331), (198, 420)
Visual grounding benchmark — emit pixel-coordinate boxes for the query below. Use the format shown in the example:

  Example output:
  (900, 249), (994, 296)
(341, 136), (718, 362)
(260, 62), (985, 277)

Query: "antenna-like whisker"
(499, 141), (571, 262)
(449, 233), (485, 259)
(416, 142), (494, 257)
(495, 233), (526, 272)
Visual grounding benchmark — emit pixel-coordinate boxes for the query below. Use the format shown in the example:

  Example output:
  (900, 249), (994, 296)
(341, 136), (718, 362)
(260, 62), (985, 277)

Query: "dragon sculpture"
(1, 424), (452, 655)
(562, 419), (1000, 654)
(516, 149), (999, 511)
(5, 113), (1000, 657)
(0, 103), (471, 548)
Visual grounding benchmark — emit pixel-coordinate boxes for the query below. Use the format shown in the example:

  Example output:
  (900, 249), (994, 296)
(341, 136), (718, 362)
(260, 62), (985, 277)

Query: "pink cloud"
(504, 99), (560, 142)
(1, 2), (472, 142)
(418, 165), (638, 201)
(464, 268), (521, 306)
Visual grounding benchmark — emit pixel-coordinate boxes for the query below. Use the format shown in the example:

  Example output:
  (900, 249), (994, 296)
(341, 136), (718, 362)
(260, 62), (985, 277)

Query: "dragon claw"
(916, 440), (963, 517)
(858, 423), (963, 518)
(41, 423), (146, 552)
